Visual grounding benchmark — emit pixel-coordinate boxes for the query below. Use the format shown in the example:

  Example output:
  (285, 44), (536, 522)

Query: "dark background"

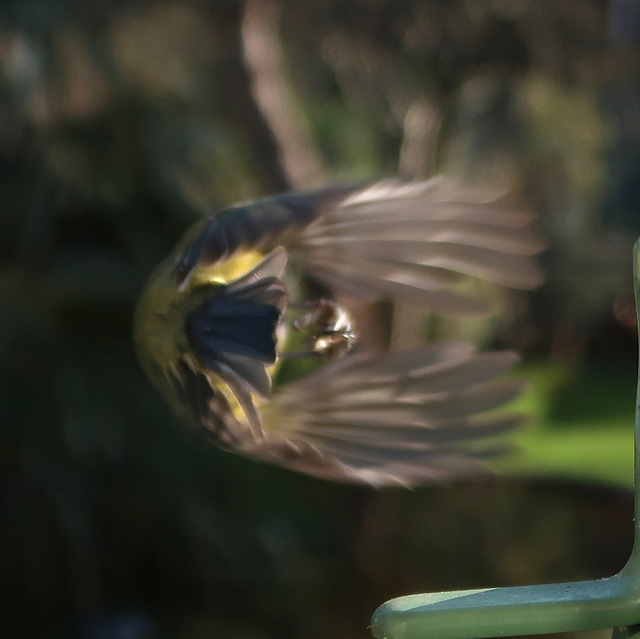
(1, 1), (640, 638)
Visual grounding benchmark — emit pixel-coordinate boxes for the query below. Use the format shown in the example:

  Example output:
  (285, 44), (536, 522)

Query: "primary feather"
(291, 178), (543, 311)
(251, 343), (525, 486)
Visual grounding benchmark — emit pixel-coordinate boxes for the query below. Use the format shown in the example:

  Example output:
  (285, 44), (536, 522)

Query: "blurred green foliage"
(1, 1), (640, 638)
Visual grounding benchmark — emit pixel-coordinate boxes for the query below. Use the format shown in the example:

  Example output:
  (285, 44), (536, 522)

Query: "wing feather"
(243, 343), (525, 485)
(176, 176), (543, 314)
(292, 177), (544, 310)
(306, 264), (489, 313)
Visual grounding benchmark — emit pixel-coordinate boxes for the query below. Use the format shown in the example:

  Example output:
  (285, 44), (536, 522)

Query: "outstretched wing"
(241, 342), (526, 486)
(291, 178), (544, 314)
(173, 177), (543, 314)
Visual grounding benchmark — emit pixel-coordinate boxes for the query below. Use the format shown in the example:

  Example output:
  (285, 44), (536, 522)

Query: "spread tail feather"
(185, 249), (288, 436)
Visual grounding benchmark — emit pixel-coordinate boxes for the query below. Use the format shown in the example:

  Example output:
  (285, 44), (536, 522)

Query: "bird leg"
(286, 299), (358, 359)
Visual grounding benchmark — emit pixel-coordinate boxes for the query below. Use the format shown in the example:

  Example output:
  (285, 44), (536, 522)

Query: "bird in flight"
(134, 177), (544, 486)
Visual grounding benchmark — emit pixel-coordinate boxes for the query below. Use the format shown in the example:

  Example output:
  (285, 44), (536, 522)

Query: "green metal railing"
(370, 238), (640, 639)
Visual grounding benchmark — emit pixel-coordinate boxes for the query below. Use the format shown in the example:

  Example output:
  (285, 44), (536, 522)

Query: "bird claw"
(287, 299), (358, 359)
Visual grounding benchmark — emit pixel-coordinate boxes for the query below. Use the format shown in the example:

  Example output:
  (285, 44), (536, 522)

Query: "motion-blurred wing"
(292, 178), (544, 314)
(173, 177), (543, 315)
(244, 342), (526, 486)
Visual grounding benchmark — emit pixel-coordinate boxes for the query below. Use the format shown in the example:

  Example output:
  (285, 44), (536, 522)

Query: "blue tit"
(134, 177), (543, 486)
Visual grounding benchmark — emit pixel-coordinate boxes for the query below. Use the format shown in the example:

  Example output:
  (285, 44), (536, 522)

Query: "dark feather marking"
(167, 357), (231, 442)
(173, 185), (360, 285)
(187, 288), (283, 365)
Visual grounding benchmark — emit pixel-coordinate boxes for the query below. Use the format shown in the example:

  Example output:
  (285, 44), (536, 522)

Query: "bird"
(133, 177), (544, 486)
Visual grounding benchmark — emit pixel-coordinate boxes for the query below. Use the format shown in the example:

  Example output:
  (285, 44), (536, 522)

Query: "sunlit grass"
(496, 362), (636, 489)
